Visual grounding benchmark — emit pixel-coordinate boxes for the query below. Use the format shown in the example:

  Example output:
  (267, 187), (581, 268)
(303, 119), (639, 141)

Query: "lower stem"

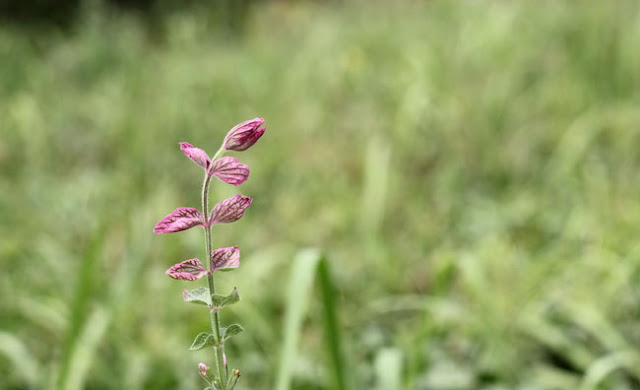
(207, 269), (226, 386)
(202, 173), (227, 387)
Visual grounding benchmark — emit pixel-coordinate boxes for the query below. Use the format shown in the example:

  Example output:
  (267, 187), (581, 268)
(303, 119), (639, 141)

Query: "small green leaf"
(182, 287), (211, 306)
(189, 332), (215, 350)
(222, 324), (244, 341)
(211, 287), (240, 309)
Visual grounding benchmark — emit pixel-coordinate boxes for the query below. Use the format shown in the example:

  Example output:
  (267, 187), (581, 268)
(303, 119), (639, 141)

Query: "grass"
(1, 0), (640, 389)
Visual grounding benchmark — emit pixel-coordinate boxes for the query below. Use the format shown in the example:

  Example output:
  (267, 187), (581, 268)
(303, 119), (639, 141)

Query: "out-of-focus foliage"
(0, 0), (258, 31)
(1, 1), (640, 389)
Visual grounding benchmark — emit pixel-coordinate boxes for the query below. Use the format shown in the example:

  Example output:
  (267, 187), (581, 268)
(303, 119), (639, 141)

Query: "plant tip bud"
(223, 118), (266, 152)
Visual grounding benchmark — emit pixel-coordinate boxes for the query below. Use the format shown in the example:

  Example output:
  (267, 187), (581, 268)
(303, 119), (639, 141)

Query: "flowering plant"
(154, 118), (266, 390)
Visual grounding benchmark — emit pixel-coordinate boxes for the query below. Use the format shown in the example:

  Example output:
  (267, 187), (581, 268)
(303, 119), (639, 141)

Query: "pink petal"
(223, 118), (266, 152)
(180, 142), (211, 170)
(153, 207), (205, 234)
(208, 195), (253, 225)
(207, 157), (250, 186)
(211, 246), (240, 271)
(166, 258), (208, 280)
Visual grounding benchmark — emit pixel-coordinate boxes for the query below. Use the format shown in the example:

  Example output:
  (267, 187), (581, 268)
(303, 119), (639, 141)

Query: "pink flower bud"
(180, 142), (210, 170)
(211, 246), (240, 272)
(153, 207), (205, 234)
(223, 118), (266, 152)
(165, 258), (208, 280)
(198, 362), (209, 376)
(207, 156), (250, 186)
(208, 195), (253, 225)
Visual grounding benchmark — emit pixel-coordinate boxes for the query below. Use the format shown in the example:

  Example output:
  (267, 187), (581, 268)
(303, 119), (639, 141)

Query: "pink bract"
(223, 118), (266, 152)
(180, 142), (210, 170)
(166, 258), (208, 280)
(153, 207), (205, 234)
(208, 195), (253, 225)
(208, 156), (250, 186)
(211, 246), (240, 271)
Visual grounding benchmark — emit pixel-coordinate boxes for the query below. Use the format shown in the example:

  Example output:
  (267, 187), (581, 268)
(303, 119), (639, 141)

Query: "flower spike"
(153, 207), (205, 234)
(180, 142), (210, 170)
(208, 156), (250, 186)
(208, 195), (253, 225)
(166, 258), (208, 280)
(155, 118), (265, 388)
(211, 246), (240, 272)
(223, 118), (266, 152)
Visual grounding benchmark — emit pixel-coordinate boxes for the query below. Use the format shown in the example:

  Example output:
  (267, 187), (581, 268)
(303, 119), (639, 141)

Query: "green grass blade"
(56, 226), (105, 390)
(275, 249), (350, 390)
(374, 348), (402, 390)
(579, 350), (640, 390)
(360, 136), (390, 239)
(316, 255), (349, 390)
(59, 306), (110, 390)
(275, 249), (320, 390)
(0, 331), (39, 388)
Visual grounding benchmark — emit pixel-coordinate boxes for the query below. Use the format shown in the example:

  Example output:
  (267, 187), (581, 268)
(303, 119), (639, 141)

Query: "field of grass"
(2, 1), (640, 389)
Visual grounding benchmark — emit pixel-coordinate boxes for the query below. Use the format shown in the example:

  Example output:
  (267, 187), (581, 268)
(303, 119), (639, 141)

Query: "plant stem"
(202, 158), (227, 388)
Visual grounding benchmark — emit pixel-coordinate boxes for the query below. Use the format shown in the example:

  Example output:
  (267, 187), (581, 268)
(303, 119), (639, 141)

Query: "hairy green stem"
(202, 147), (228, 388)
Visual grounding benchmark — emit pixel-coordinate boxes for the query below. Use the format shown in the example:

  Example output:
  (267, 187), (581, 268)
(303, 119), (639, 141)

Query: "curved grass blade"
(0, 331), (40, 387)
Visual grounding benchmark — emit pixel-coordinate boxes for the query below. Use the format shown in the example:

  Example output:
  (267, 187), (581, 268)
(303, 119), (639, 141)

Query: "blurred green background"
(2, 1), (640, 389)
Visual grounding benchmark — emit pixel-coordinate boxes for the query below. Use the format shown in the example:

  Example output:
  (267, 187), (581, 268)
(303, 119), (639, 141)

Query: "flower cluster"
(153, 118), (265, 390)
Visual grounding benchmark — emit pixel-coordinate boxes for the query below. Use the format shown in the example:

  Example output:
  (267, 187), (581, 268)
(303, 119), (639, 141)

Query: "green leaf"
(211, 287), (240, 309)
(222, 324), (244, 341)
(189, 332), (215, 351)
(182, 287), (211, 306)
